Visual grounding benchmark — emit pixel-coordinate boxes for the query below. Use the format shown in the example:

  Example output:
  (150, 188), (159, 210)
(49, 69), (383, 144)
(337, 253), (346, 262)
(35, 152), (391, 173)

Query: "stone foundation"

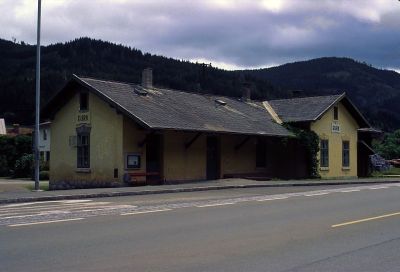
(49, 179), (123, 190)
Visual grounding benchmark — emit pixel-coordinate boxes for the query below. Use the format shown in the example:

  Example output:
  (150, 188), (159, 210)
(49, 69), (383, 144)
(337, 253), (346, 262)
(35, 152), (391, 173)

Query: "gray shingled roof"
(74, 76), (292, 137)
(267, 94), (344, 123)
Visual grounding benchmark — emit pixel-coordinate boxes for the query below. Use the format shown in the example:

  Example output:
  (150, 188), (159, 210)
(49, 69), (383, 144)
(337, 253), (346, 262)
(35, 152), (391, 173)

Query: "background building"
(0, 119), (5, 135)
(39, 122), (51, 162)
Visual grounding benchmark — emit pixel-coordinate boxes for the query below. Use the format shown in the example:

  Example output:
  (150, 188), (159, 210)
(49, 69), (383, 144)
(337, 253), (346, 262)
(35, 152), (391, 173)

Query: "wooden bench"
(124, 172), (162, 185)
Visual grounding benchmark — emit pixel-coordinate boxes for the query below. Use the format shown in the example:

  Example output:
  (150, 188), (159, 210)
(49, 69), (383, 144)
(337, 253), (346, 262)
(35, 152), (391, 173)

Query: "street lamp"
(34, 0), (41, 191)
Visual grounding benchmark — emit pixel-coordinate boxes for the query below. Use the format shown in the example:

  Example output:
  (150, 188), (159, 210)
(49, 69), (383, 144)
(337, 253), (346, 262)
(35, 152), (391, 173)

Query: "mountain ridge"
(1, 37), (399, 131)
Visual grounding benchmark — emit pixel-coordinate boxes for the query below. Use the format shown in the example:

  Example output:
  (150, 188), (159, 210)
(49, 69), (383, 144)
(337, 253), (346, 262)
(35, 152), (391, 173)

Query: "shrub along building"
(42, 69), (373, 189)
(265, 94), (374, 178)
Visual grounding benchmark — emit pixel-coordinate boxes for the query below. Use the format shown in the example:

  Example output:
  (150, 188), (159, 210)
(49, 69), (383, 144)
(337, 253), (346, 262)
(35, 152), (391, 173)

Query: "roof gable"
(267, 93), (370, 128)
(43, 75), (292, 137)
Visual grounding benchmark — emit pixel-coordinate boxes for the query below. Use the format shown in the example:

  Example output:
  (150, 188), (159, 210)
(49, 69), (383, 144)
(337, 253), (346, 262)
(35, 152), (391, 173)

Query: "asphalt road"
(1, 184), (400, 272)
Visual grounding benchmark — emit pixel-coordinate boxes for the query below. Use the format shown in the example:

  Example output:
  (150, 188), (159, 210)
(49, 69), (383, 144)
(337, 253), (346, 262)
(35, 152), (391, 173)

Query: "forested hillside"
(248, 58), (400, 131)
(1, 38), (400, 131)
(0, 37), (279, 125)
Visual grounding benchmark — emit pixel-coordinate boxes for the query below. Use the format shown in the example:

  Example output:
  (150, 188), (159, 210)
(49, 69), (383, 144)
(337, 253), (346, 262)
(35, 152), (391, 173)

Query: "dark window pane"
(80, 93), (88, 111)
(342, 141), (350, 167)
(320, 140), (329, 167)
(77, 134), (90, 168)
(334, 106), (338, 120)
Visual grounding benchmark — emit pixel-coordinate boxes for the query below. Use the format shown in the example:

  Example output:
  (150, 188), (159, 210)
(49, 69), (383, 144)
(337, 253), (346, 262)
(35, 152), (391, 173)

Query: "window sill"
(342, 167), (351, 171)
(320, 167), (329, 171)
(76, 168), (91, 173)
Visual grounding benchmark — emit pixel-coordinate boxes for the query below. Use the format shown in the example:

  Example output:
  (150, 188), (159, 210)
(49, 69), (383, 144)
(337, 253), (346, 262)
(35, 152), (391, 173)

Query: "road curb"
(1, 180), (399, 204)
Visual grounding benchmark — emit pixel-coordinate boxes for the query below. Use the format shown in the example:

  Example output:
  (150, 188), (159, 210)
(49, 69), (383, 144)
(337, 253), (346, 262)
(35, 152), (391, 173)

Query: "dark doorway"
(207, 136), (220, 180)
(146, 134), (162, 185)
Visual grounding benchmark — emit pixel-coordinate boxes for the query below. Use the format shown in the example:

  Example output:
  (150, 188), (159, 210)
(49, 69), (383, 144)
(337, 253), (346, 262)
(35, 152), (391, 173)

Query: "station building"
(42, 69), (374, 189)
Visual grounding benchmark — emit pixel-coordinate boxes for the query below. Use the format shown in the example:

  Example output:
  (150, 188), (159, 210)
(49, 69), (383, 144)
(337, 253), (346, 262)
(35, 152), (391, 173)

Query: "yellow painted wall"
(163, 131), (206, 181)
(122, 117), (147, 182)
(50, 91), (123, 183)
(162, 133), (261, 181)
(311, 102), (359, 178)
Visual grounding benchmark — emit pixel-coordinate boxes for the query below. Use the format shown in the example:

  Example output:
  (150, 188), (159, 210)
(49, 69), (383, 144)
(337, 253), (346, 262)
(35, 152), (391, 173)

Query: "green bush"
(39, 171), (49, 180)
(14, 135), (32, 158)
(373, 130), (400, 159)
(0, 135), (33, 177)
(14, 154), (34, 178)
(0, 135), (17, 176)
(285, 125), (320, 178)
(0, 155), (9, 176)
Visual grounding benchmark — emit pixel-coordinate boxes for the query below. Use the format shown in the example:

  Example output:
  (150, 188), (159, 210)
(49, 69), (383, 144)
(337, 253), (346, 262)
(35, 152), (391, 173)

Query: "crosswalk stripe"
(0, 204), (135, 218)
(8, 218), (84, 227)
(0, 202), (112, 213)
(2, 199), (93, 208)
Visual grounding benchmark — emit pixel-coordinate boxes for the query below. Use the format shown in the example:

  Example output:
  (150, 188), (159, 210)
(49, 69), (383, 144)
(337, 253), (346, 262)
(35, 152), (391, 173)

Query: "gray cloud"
(0, 0), (399, 70)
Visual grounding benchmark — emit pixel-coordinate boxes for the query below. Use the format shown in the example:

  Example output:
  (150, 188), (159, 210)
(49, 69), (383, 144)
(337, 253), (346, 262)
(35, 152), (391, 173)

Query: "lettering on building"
(77, 113), (90, 124)
(332, 122), (341, 133)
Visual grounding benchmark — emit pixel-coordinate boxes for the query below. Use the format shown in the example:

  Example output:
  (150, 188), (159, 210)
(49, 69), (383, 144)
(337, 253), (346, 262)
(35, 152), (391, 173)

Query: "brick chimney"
(242, 82), (251, 102)
(142, 68), (153, 88)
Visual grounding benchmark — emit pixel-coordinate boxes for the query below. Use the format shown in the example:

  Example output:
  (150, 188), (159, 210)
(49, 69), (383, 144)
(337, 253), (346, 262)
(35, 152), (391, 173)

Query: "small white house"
(39, 122), (51, 162)
(0, 119), (6, 135)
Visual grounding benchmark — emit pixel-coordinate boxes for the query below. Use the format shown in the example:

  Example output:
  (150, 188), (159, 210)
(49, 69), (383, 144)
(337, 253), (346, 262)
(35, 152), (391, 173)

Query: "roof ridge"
(75, 74), (245, 102)
(268, 93), (345, 102)
(75, 75), (136, 86)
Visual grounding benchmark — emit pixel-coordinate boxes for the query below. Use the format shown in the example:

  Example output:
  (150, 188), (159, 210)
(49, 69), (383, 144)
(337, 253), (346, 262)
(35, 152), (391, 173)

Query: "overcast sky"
(1, 0), (399, 71)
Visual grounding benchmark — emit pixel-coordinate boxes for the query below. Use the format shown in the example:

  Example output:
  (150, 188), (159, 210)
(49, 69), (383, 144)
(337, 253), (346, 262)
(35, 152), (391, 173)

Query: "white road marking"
(0, 202), (112, 213)
(60, 200), (93, 203)
(196, 202), (237, 208)
(2, 200), (93, 208)
(304, 192), (330, 197)
(8, 218), (84, 227)
(339, 189), (361, 193)
(369, 187), (388, 190)
(120, 209), (172, 216)
(1, 204), (135, 216)
(257, 196), (289, 201)
(0, 203), (135, 219)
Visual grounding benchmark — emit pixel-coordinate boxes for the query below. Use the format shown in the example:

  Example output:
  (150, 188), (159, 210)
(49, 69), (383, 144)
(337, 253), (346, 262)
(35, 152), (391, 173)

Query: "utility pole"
(34, 0), (42, 191)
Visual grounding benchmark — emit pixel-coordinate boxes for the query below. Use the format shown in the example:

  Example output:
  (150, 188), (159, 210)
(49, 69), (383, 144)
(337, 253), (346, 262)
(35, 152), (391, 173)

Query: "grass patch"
(24, 182), (49, 191)
(372, 167), (400, 177)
